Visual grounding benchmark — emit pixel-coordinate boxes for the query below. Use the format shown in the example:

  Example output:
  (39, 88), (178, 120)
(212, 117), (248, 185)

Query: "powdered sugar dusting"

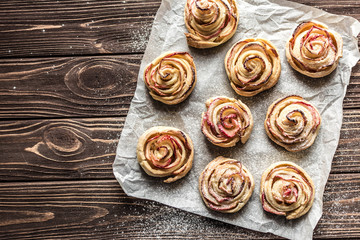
(111, 199), (276, 239)
(129, 22), (152, 52)
(314, 174), (360, 236)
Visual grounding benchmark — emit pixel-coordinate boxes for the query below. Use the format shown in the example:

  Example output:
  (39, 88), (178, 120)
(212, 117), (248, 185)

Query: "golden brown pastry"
(144, 52), (197, 105)
(286, 21), (343, 78)
(260, 161), (315, 220)
(264, 95), (321, 152)
(184, 0), (239, 48)
(136, 126), (194, 183)
(225, 38), (281, 97)
(201, 96), (253, 147)
(199, 156), (254, 213)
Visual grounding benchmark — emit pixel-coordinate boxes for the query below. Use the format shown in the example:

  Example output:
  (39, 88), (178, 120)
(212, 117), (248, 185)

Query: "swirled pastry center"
(286, 21), (343, 78)
(144, 52), (197, 105)
(260, 162), (315, 219)
(184, 0), (239, 48)
(146, 134), (186, 169)
(265, 96), (321, 152)
(199, 156), (254, 213)
(137, 126), (194, 183)
(225, 39), (281, 97)
(201, 96), (253, 147)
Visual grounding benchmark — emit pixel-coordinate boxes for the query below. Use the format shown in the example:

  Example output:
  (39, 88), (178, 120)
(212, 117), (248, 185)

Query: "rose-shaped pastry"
(137, 126), (194, 183)
(184, 0), (239, 48)
(199, 156), (254, 213)
(201, 96), (253, 147)
(260, 161), (315, 219)
(225, 38), (281, 97)
(286, 21), (343, 78)
(265, 95), (321, 152)
(144, 52), (197, 105)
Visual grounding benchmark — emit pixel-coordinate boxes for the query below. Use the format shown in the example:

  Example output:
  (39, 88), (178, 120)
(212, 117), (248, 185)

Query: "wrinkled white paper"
(113, 0), (360, 239)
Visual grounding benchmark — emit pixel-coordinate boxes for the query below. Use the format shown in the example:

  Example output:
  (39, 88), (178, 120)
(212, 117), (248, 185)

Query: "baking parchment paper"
(113, 0), (360, 239)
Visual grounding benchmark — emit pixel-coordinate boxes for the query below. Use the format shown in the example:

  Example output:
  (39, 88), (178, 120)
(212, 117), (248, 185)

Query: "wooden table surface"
(0, 0), (359, 239)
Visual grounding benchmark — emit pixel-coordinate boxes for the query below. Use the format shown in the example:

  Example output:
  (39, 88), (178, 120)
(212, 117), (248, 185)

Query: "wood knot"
(43, 126), (85, 157)
(64, 59), (133, 99)
(0, 210), (54, 227)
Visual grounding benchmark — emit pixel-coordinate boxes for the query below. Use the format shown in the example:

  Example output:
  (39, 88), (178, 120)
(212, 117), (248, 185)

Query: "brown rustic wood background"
(0, 0), (359, 239)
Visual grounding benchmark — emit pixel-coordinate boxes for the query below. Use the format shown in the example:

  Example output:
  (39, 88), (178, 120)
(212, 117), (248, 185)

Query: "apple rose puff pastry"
(286, 21), (343, 78)
(201, 96), (253, 147)
(144, 52), (197, 105)
(136, 126), (194, 183)
(260, 161), (315, 220)
(264, 95), (321, 152)
(199, 156), (254, 213)
(184, 0), (239, 48)
(225, 38), (281, 97)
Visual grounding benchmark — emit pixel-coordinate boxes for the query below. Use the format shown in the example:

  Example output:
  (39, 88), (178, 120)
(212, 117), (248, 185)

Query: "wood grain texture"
(0, 0), (159, 57)
(0, 118), (124, 181)
(345, 63), (360, 109)
(0, 109), (358, 182)
(0, 0), (358, 58)
(0, 56), (359, 120)
(0, 55), (140, 118)
(290, 0), (360, 17)
(333, 109), (360, 173)
(0, 176), (359, 239)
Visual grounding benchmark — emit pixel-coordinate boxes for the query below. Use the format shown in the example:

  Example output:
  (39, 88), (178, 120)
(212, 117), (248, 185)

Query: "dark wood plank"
(344, 63), (360, 109)
(0, 0), (160, 57)
(317, 173), (360, 238)
(0, 56), (359, 120)
(0, 109), (358, 182)
(0, 175), (359, 239)
(333, 109), (360, 173)
(0, 0), (358, 58)
(291, 0), (360, 17)
(0, 117), (124, 181)
(0, 55), (140, 118)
